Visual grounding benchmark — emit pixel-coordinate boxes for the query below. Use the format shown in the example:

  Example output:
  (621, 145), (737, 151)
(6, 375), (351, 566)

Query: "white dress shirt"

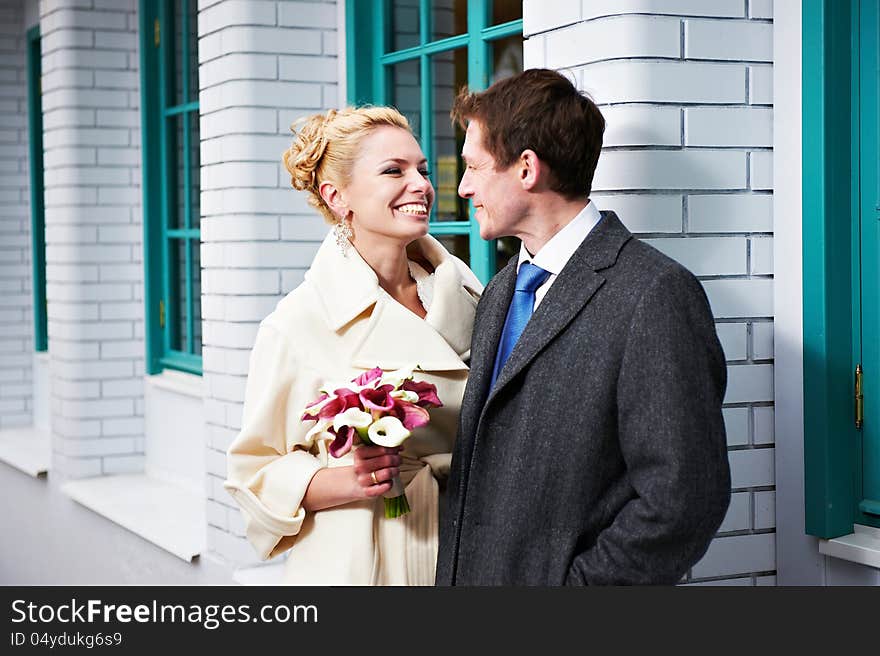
(516, 200), (603, 309)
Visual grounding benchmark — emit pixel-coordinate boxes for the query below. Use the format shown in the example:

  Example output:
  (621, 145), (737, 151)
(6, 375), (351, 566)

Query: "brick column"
(197, 0), (339, 565)
(40, 0), (145, 478)
(0, 0), (33, 430)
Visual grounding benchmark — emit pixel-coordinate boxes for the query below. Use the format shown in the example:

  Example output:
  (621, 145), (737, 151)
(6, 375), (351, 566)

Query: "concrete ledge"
(0, 427), (51, 478)
(61, 473), (205, 563)
(233, 562), (287, 585)
(819, 524), (880, 570)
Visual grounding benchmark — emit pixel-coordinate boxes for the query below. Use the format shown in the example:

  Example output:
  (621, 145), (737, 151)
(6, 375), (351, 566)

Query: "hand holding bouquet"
(301, 365), (442, 518)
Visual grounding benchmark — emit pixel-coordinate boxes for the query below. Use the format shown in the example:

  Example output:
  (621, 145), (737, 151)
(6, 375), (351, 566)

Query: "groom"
(435, 69), (731, 585)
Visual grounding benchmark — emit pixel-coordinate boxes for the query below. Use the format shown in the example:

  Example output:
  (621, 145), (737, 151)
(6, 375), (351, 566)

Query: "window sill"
(61, 473), (205, 562)
(818, 524), (880, 570)
(146, 368), (204, 399)
(0, 427), (50, 478)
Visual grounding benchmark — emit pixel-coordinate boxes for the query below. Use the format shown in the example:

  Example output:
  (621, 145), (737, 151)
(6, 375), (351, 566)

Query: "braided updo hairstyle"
(282, 106), (412, 224)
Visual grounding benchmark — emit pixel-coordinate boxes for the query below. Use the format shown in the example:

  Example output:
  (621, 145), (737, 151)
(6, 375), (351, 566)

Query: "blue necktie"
(490, 262), (551, 388)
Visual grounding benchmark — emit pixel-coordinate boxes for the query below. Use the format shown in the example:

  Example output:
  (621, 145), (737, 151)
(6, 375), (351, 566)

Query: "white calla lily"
(367, 416), (411, 447)
(390, 389), (419, 403)
(304, 418), (333, 443)
(333, 407), (373, 432)
(378, 365), (417, 389)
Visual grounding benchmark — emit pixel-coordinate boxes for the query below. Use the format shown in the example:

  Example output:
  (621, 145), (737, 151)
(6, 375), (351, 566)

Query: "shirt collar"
(517, 200), (602, 275)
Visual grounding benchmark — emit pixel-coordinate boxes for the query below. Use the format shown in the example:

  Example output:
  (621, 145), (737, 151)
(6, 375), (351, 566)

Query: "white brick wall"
(0, 0), (33, 430)
(199, 0), (337, 566)
(525, 0), (776, 585)
(39, 0), (144, 478)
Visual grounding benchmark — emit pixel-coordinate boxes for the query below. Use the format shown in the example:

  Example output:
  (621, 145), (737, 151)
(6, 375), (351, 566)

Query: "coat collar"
(305, 232), (477, 371)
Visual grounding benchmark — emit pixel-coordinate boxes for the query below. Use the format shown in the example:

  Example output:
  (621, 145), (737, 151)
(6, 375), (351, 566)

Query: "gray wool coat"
(435, 211), (731, 586)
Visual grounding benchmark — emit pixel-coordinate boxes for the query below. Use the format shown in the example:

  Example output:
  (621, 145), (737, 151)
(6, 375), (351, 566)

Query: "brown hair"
(282, 106), (411, 224)
(451, 68), (605, 198)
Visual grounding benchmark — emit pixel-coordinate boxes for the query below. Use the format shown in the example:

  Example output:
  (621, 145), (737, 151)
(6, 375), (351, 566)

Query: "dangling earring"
(334, 214), (352, 255)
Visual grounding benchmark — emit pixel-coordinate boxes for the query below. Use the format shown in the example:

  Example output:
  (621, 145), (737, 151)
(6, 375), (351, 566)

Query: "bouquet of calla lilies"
(301, 365), (443, 518)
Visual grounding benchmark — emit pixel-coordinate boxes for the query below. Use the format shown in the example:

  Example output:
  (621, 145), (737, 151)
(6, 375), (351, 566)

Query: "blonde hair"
(282, 106), (412, 224)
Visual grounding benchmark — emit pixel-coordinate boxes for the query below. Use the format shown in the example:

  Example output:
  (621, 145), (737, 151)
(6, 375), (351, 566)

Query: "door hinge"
(855, 364), (864, 429)
(159, 299), (165, 328)
(154, 18), (160, 47)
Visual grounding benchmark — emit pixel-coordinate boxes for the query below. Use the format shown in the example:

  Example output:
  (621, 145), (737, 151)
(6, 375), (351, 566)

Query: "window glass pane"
(188, 113), (200, 230)
(391, 0), (420, 51)
(491, 0), (522, 26)
(168, 237), (184, 352)
(191, 239), (202, 356)
(187, 0), (198, 104)
(167, 114), (183, 229)
(432, 0), (467, 41)
(491, 33), (523, 84)
(435, 234), (469, 266)
(495, 236), (520, 273)
(431, 48), (468, 222)
(169, 238), (201, 355)
(171, 113), (201, 231)
(389, 59), (421, 140)
(172, 0), (198, 106)
(173, 0), (184, 106)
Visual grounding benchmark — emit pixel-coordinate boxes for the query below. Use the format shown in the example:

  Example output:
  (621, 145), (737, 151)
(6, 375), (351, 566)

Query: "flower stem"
(384, 494), (411, 518)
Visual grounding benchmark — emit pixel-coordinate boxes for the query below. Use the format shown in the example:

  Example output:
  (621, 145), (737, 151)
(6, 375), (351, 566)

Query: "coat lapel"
(349, 290), (469, 371)
(459, 260), (517, 429)
(483, 211), (632, 407)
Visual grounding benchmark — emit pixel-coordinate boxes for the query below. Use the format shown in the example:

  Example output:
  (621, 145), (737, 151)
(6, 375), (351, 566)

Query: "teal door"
(858, 0), (880, 524)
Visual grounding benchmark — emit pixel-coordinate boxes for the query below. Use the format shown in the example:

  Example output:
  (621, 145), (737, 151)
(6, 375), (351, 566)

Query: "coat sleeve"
(223, 322), (325, 561)
(565, 265), (731, 585)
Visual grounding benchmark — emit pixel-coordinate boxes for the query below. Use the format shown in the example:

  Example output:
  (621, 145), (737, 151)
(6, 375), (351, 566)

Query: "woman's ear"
(319, 181), (348, 220)
(519, 149), (542, 191)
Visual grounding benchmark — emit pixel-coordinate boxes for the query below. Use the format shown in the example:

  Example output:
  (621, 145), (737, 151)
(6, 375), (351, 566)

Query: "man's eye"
(383, 167), (401, 174)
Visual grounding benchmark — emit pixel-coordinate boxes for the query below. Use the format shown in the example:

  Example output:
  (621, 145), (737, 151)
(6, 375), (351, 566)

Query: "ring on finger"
(370, 471), (379, 485)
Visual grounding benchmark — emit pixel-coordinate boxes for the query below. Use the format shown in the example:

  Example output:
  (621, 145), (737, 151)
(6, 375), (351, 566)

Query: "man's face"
(458, 120), (528, 241)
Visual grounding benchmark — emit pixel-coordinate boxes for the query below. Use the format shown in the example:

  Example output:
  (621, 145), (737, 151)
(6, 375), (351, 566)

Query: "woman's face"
(343, 125), (435, 245)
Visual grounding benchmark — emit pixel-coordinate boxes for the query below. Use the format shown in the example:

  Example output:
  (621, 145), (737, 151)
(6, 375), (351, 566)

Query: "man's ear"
(519, 149), (542, 191)
(319, 181), (347, 220)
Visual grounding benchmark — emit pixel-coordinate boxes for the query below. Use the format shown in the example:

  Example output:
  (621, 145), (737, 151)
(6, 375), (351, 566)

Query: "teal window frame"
(139, 0), (202, 376)
(26, 25), (46, 353)
(345, 0), (523, 285)
(802, 0), (880, 537)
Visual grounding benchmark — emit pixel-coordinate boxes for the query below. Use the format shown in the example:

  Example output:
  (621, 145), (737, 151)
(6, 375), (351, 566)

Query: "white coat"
(224, 231), (481, 584)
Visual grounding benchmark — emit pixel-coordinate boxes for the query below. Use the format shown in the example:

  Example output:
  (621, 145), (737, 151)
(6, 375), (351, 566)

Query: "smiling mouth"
(396, 203), (429, 216)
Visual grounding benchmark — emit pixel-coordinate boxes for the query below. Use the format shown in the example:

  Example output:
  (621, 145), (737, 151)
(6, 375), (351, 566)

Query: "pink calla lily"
(401, 380), (443, 408)
(360, 384), (395, 412)
(391, 400), (430, 430)
(328, 425), (355, 458)
(353, 367), (384, 387)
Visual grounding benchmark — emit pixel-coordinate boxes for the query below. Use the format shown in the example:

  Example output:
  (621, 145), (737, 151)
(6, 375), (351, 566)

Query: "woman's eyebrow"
(376, 157), (428, 166)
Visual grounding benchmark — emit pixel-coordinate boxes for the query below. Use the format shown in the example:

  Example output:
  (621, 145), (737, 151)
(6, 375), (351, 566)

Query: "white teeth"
(397, 204), (427, 215)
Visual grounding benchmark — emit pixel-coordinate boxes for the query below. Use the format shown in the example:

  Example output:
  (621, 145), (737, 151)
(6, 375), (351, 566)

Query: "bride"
(223, 106), (482, 585)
